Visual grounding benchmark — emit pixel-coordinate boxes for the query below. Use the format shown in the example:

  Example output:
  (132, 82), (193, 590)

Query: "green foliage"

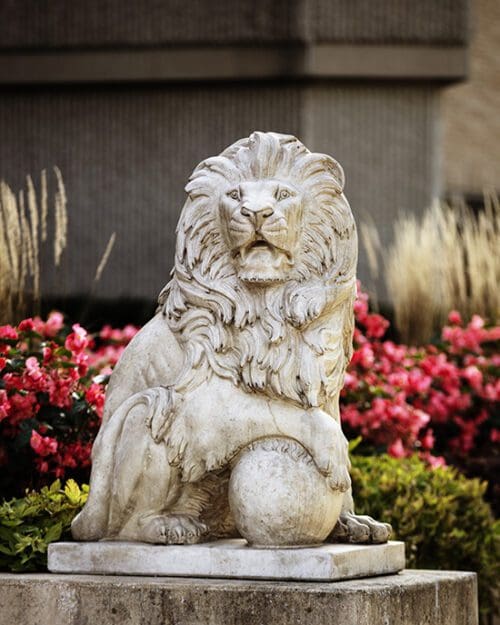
(0, 480), (87, 572)
(351, 454), (499, 616)
(1, 457), (498, 617)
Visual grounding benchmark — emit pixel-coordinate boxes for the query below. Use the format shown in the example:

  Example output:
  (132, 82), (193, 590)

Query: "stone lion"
(72, 131), (391, 545)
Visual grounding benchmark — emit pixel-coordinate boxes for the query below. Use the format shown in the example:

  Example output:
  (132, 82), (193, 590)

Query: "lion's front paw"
(329, 512), (392, 544)
(304, 408), (350, 493)
(285, 284), (326, 327)
(139, 514), (207, 545)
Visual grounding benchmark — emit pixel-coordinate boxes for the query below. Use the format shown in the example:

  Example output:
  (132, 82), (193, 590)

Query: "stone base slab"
(0, 570), (478, 625)
(48, 539), (405, 581)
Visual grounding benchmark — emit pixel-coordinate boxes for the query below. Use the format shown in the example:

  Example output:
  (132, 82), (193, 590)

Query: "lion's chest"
(221, 317), (345, 409)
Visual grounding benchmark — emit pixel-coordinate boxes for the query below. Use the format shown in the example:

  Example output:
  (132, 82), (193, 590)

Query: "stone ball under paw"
(228, 437), (343, 547)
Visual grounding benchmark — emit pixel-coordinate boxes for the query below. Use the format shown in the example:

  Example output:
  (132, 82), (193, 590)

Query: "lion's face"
(219, 178), (305, 284)
(161, 132), (358, 406)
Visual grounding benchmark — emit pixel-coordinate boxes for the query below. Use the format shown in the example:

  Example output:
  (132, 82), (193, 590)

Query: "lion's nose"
(241, 204), (274, 224)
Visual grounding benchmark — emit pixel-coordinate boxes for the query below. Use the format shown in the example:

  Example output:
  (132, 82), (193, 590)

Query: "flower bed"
(0, 315), (138, 497)
(341, 286), (499, 473)
(0, 289), (498, 500)
(0, 300), (498, 616)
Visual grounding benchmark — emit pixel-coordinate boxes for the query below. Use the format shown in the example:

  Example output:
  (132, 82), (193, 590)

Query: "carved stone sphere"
(228, 438), (343, 547)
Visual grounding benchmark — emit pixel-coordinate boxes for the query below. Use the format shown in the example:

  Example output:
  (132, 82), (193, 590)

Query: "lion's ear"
(324, 156), (345, 193)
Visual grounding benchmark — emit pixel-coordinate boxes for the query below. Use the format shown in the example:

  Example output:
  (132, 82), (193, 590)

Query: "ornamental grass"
(0, 169), (68, 325)
(361, 193), (500, 345)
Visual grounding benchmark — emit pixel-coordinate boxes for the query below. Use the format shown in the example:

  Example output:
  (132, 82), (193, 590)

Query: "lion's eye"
(277, 188), (291, 201)
(228, 189), (240, 201)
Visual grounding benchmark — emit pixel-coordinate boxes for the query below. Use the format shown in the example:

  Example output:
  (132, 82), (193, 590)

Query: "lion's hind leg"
(101, 387), (209, 545)
(73, 386), (205, 544)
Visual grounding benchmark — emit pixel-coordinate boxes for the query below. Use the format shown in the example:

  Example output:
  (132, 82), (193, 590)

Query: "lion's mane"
(158, 132), (357, 410)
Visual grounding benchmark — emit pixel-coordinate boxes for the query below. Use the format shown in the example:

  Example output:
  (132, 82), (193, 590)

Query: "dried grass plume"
(0, 169), (68, 323)
(361, 193), (500, 344)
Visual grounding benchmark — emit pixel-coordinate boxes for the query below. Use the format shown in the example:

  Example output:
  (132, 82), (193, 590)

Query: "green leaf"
(64, 480), (82, 505)
(44, 522), (62, 543)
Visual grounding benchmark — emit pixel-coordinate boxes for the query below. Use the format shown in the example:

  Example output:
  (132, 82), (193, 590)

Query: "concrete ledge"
(48, 539), (405, 581)
(0, 570), (478, 625)
(0, 44), (467, 84)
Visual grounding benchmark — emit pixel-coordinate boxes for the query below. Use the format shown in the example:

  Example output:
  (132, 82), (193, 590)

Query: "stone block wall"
(0, 1), (469, 305)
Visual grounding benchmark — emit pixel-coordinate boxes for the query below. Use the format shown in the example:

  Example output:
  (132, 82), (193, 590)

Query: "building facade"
(0, 1), (469, 305)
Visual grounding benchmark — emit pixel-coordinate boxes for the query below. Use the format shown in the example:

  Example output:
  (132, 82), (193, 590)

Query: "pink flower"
(65, 324), (89, 354)
(462, 366), (483, 391)
(21, 356), (51, 393)
(448, 311), (462, 325)
(420, 429), (435, 450)
(35, 458), (49, 473)
(30, 430), (58, 456)
(85, 383), (105, 418)
(47, 371), (78, 408)
(122, 325), (139, 341)
(388, 438), (406, 458)
(7, 392), (38, 423)
(364, 313), (389, 339)
(426, 454), (446, 468)
(381, 341), (406, 363)
(469, 315), (484, 331)
(18, 318), (35, 332)
(0, 390), (11, 421)
(25, 356), (43, 382)
(0, 325), (18, 340)
(351, 343), (375, 369)
(42, 346), (53, 364)
(343, 372), (359, 390)
(44, 312), (64, 337)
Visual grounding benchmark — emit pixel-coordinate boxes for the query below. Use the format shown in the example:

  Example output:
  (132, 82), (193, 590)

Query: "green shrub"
(0, 480), (87, 572)
(1, 458), (498, 617)
(351, 453), (499, 617)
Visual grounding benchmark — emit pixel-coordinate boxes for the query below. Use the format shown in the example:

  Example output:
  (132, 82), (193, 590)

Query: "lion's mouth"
(239, 238), (293, 265)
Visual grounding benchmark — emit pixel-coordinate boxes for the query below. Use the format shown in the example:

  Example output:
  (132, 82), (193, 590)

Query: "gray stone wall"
(0, 84), (437, 301)
(442, 0), (500, 194)
(0, 1), (469, 305)
(0, 570), (478, 625)
(0, 0), (469, 48)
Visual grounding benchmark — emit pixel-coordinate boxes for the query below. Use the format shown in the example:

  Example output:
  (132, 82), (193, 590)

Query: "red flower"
(364, 313), (389, 339)
(44, 311), (64, 337)
(388, 438), (406, 458)
(462, 365), (483, 392)
(420, 429), (435, 450)
(85, 383), (105, 418)
(8, 392), (39, 423)
(0, 390), (11, 421)
(0, 325), (18, 340)
(447, 311), (462, 325)
(30, 430), (58, 456)
(18, 318), (35, 332)
(65, 324), (89, 354)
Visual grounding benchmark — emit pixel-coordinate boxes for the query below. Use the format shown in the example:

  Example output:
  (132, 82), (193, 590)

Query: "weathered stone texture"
(0, 0), (469, 49)
(442, 0), (500, 193)
(48, 540), (405, 580)
(0, 85), (436, 301)
(0, 570), (477, 625)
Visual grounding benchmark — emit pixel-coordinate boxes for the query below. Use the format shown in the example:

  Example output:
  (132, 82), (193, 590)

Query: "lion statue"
(72, 131), (391, 546)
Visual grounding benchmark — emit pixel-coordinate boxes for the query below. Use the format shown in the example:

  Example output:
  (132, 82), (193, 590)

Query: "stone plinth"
(0, 570), (477, 625)
(48, 539), (405, 581)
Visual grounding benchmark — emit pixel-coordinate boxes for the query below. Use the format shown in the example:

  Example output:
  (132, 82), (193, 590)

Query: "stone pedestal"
(0, 570), (477, 625)
(48, 539), (405, 581)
